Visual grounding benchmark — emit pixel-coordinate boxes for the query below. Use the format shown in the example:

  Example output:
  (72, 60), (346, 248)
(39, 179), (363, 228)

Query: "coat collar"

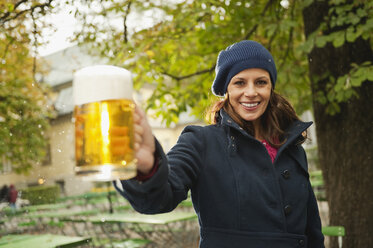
(218, 109), (313, 150)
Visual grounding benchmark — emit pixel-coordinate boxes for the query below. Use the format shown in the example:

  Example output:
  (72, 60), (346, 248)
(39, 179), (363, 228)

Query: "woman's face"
(227, 68), (272, 125)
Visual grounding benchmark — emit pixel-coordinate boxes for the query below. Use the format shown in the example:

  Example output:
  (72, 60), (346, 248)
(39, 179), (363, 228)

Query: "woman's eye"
(234, 80), (245, 86)
(256, 80), (268, 85)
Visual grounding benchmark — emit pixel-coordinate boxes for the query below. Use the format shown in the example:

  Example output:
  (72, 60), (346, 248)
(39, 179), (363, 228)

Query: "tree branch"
(160, 0), (277, 82)
(1, 37), (15, 60)
(0, 0), (54, 26)
(244, 0), (276, 40)
(0, 0), (28, 24)
(267, 2), (284, 50)
(31, 11), (38, 83)
(161, 64), (216, 81)
(279, 0), (296, 70)
(123, 1), (132, 43)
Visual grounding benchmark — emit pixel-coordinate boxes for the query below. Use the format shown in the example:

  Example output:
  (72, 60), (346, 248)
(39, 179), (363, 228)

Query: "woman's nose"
(244, 85), (258, 97)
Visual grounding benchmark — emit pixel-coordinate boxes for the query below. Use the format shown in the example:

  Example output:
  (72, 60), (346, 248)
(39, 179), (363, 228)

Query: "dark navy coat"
(117, 110), (325, 248)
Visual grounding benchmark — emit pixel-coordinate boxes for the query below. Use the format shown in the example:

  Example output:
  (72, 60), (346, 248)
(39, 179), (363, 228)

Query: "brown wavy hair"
(206, 91), (306, 148)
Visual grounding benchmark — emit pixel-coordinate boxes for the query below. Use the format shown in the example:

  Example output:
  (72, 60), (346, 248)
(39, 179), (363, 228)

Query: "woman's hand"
(133, 105), (156, 174)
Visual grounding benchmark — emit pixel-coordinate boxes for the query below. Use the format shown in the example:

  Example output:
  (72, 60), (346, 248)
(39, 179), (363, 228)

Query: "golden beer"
(73, 65), (137, 181)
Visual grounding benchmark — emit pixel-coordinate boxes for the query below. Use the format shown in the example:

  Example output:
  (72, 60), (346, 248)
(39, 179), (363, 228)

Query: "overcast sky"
(38, 3), (164, 57)
(38, 6), (77, 56)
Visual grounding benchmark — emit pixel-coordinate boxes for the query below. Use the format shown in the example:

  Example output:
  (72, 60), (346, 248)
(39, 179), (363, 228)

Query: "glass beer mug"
(73, 65), (137, 181)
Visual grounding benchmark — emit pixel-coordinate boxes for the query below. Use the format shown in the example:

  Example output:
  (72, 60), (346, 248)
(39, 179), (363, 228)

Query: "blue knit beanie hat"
(212, 40), (277, 96)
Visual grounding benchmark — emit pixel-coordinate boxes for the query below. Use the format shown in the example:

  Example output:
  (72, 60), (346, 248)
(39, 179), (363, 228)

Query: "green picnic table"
(0, 234), (91, 248)
(59, 191), (116, 203)
(310, 170), (327, 201)
(89, 211), (197, 225)
(88, 211), (199, 247)
(23, 203), (69, 212)
(19, 209), (100, 235)
(322, 226), (345, 248)
(25, 209), (100, 219)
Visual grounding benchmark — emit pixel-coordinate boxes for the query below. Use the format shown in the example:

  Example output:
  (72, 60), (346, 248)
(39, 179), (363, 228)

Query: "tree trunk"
(302, 1), (373, 248)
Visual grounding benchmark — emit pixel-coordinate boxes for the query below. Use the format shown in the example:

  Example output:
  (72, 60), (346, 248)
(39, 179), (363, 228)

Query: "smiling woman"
(209, 41), (304, 148)
(115, 40), (325, 248)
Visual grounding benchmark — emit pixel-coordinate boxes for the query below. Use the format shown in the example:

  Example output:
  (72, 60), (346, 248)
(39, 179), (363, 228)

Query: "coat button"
(284, 205), (292, 215)
(282, 170), (290, 179)
(298, 239), (305, 246)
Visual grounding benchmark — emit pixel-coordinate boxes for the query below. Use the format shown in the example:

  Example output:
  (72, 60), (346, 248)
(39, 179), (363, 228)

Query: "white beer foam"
(73, 65), (133, 106)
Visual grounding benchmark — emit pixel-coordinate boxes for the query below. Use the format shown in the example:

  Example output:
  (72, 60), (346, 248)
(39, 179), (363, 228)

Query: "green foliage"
(68, 0), (312, 124)
(299, 0), (373, 115)
(321, 62), (373, 115)
(21, 185), (60, 205)
(5, 0), (367, 133)
(0, 0), (56, 173)
(313, 2), (373, 47)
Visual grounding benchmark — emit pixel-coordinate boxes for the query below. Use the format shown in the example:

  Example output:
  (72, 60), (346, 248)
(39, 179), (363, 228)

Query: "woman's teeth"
(241, 102), (259, 108)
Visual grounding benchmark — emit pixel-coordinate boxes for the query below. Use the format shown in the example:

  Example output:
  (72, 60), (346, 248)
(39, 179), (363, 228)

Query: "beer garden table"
(20, 209), (100, 235)
(22, 203), (70, 213)
(0, 234), (91, 248)
(87, 211), (199, 247)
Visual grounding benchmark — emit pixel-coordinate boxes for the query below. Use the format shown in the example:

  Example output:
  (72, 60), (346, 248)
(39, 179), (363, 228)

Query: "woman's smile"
(227, 68), (272, 125)
(241, 102), (260, 109)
